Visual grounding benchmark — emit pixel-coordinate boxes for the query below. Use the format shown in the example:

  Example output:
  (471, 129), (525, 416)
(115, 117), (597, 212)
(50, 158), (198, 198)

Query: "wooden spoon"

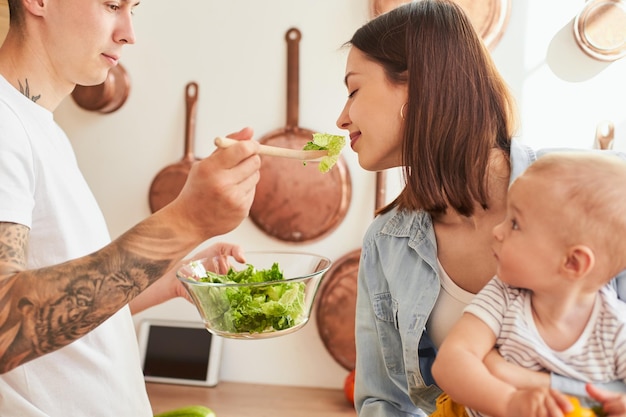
(214, 137), (328, 161)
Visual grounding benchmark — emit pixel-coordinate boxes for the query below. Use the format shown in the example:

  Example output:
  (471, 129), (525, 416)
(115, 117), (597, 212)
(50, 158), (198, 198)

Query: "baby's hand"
(586, 383), (626, 417)
(506, 388), (573, 417)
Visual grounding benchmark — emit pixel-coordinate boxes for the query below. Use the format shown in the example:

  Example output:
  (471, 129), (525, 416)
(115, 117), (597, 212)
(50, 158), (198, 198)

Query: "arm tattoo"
(0, 221), (178, 373)
(0, 223), (27, 269)
(17, 79), (41, 103)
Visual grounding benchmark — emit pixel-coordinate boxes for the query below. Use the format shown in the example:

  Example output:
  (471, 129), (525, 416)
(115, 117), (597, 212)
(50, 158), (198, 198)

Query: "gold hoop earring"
(400, 103), (407, 120)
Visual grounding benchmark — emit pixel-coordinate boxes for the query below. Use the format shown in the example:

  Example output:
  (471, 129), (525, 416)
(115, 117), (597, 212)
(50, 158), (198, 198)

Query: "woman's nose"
(336, 105), (350, 130)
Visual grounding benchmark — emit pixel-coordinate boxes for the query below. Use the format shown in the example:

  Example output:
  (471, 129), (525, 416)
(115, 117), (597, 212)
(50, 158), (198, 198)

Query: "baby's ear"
(563, 245), (595, 278)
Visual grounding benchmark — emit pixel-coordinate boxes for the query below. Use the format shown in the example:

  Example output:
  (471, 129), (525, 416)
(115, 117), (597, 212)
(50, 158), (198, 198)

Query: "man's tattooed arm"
(17, 79), (41, 102)
(0, 217), (194, 374)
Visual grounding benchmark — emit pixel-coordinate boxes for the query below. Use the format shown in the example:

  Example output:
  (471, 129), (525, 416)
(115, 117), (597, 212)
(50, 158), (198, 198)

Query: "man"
(0, 0), (260, 415)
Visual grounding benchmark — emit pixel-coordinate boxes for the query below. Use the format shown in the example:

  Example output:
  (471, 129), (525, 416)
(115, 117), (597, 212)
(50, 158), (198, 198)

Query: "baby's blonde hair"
(524, 152), (626, 277)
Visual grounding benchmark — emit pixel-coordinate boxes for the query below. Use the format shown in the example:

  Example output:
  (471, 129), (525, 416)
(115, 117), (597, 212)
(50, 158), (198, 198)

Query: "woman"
(335, 1), (626, 416)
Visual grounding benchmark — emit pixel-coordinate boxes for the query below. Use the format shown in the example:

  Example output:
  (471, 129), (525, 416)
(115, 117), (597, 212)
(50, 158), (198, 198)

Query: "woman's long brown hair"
(349, 0), (517, 218)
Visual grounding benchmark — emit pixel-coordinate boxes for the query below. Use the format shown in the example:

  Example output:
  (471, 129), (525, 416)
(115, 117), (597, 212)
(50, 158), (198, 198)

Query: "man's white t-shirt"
(0, 75), (151, 416)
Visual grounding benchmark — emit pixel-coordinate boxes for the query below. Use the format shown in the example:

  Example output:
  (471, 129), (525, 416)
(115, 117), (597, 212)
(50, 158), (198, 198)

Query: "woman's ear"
(22, 0), (46, 17)
(563, 245), (595, 279)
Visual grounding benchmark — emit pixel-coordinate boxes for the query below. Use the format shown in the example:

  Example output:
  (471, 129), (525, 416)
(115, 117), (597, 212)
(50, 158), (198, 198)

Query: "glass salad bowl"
(177, 251), (332, 339)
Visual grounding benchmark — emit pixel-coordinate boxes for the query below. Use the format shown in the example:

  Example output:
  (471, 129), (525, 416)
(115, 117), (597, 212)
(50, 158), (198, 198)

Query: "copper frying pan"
(148, 82), (200, 213)
(249, 28), (352, 243)
(71, 63), (131, 114)
(315, 171), (387, 370)
(370, 0), (511, 50)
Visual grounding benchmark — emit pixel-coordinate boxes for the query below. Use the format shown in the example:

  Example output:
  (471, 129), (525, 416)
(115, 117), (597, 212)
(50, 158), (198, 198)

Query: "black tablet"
(137, 319), (222, 386)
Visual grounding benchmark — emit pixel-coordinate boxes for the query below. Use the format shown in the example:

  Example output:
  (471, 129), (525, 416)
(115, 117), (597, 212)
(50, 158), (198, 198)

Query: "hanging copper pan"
(71, 63), (131, 114)
(148, 82), (200, 213)
(370, 0), (511, 50)
(315, 170), (387, 371)
(249, 28), (352, 243)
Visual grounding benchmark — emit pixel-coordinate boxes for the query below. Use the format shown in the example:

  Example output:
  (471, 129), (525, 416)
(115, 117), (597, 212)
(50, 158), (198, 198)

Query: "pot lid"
(574, 0), (626, 62)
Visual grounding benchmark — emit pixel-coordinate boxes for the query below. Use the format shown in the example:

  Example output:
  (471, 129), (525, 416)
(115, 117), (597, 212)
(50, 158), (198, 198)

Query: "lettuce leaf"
(303, 133), (346, 173)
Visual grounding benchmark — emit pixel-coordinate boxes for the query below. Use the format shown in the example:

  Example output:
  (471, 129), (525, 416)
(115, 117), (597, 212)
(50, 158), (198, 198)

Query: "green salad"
(197, 263), (306, 334)
(303, 132), (346, 173)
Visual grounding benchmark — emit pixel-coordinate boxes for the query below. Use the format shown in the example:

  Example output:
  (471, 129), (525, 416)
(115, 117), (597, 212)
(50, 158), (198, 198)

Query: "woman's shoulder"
(509, 140), (538, 181)
(362, 207), (436, 266)
(599, 285), (626, 315)
(509, 140), (626, 182)
(366, 207), (431, 238)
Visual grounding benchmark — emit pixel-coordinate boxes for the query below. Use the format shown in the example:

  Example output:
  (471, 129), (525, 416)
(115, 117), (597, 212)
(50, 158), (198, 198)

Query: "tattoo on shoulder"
(18, 79), (41, 103)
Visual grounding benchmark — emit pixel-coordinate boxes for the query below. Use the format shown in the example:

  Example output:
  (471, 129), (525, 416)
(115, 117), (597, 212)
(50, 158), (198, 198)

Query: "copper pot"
(71, 63), (131, 114)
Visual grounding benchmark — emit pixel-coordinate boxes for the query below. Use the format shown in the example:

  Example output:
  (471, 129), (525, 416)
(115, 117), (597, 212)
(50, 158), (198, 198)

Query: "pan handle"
(285, 28), (301, 130)
(184, 82), (199, 161)
(595, 120), (614, 150)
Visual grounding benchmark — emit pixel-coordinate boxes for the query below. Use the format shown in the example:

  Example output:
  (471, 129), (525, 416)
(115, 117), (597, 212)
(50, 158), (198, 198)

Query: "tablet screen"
(138, 319), (222, 386)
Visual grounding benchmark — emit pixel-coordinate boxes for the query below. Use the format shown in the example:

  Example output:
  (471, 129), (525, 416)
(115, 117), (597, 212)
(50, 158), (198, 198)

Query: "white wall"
(494, 2), (626, 152)
(52, 1), (626, 389)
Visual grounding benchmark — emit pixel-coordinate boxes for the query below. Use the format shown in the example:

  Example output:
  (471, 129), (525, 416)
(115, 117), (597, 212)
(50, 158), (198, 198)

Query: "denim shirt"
(354, 140), (626, 417)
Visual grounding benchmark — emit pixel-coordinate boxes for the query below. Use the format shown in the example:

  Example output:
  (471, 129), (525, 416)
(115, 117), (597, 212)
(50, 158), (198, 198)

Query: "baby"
(432, 152), (626, 417)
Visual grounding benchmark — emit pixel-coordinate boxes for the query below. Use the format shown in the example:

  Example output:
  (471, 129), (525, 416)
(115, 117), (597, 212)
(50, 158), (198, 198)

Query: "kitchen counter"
(146, 381), (357, 417)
